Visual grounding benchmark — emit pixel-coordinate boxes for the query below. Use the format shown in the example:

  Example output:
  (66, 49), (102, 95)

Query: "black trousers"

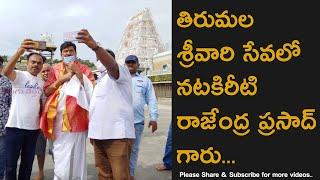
(5, 127), (39, 180)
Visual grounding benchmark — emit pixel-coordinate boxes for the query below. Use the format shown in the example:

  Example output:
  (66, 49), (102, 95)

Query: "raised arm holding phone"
(3, 39), (43, 80)
(3, 39), (45, 180)
(85, 28), (136, 179)
(76, 29), (119, 79)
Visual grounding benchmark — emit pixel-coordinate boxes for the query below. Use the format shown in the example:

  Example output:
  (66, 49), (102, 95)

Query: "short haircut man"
(2, 39), (45, 179)
(40, 39), (94, 179)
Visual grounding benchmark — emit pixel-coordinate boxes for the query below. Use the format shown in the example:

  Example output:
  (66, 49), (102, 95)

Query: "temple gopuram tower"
(116, 8), (165, 71)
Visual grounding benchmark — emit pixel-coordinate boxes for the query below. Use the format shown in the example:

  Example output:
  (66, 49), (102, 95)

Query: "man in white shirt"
(2, 39), (45, 179)
(89, 48), (135, 178)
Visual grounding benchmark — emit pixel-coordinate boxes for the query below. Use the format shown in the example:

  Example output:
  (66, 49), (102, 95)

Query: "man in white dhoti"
(40, 30), (98, 180)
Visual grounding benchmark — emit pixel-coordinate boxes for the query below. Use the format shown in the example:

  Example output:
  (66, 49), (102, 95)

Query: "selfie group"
(0, 29), (172, 180)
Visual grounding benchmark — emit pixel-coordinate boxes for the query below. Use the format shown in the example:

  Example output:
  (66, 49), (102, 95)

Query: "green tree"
(0, 55), (8, 62)
(78, 59), (96, 70)
(51, 59), (61, 64)
(49, 58), (96, 70)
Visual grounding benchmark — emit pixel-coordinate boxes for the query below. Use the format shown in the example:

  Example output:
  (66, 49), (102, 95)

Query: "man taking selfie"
(3, 39), (45, 180)
(88, 36), (135, 179)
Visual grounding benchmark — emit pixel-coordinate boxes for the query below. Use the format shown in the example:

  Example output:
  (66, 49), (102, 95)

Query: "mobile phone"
(63, 31), (79, 42)
(33, 41), (47, 50)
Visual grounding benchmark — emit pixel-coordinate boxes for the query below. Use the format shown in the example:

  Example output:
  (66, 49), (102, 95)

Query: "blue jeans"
(5, 127), (39, 180)
(0, 136), (6, 179)
(163, 122), (172, 169)
(129, 122), (144, 176)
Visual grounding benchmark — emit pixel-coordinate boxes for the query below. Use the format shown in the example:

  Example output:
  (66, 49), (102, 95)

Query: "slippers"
(156, 164), (170, 171)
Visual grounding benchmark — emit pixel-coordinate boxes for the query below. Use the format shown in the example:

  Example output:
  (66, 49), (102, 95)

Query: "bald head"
(40, 63), (52, 81)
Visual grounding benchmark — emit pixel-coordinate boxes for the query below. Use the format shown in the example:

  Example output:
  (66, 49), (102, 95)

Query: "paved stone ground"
(30, 98), (172, 180)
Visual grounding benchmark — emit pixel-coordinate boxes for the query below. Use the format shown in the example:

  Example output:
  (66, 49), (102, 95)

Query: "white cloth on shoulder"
(53, 75), (93, 180)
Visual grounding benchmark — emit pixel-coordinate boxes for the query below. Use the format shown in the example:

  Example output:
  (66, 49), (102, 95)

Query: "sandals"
(155, 164), (170, 171)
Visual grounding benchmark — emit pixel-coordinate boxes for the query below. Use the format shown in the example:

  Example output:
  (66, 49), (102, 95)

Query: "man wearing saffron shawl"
(40, 29), (97, 180)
